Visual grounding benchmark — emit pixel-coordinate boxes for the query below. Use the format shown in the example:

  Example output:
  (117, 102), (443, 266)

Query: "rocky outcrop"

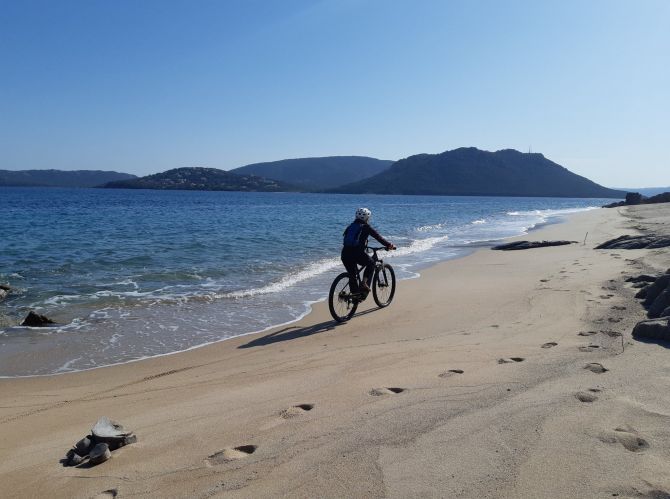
(492, 240), (576, 251)
(634, 273), (670, 307)
(21, 311), (55, 327)
(630, 270), (670, 342)
(596, 235), (670, 250)
(604, 191), (670, 208)
(63, 417), (137, 467)
(0, 284), (10, 301)
(632, 318), (670, 341)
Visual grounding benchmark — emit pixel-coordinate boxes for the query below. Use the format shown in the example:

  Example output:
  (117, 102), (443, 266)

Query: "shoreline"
(3, 205), (669, 498)
(0, 207), (593, 379)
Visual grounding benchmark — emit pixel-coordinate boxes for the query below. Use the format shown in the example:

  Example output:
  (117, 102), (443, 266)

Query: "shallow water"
(0, 187), (610, 376)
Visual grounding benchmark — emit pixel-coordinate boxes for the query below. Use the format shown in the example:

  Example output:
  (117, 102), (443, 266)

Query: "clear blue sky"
(1, 0), (668, 187)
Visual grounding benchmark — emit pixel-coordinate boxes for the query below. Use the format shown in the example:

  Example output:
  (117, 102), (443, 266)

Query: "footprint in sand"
(497, 357), (525, 364)
(601, 426), (650, 453)
(584, 363), (608, 374)
(611, 305), (626, 310)
(369, 387), (406, 396)
(438, 369), (464, 378)
(206, 445), (258, 465)
(280, 404), (315, 419)
(578, 331), (598, 337)
(541, 342), (558, 348)
(579, 345), (601, 352)
(575, 391), (598, 403)
(94, 491), (118, 498)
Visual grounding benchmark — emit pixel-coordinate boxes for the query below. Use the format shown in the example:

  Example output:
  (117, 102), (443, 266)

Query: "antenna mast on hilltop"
(528, 145), (533, 154)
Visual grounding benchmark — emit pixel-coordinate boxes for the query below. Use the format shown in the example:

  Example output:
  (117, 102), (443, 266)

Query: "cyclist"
(341, 207), (396, 295)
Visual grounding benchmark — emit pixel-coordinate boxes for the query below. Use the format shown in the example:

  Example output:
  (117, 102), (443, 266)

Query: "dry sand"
(1, 204), (670, 498)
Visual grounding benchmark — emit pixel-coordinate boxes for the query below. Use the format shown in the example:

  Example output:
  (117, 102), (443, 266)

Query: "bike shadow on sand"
(237, 307), (380, 349)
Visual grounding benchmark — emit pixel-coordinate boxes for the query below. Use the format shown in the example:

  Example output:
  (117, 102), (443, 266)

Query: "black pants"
(341, 247), (374, 294)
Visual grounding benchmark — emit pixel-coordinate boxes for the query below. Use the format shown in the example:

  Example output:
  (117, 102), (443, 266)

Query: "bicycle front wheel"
(328, 272), (358, 322)
(372, 264), (396, 308)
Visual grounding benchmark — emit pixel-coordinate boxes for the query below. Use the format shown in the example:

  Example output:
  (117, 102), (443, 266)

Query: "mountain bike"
(328, 246), (396, 322)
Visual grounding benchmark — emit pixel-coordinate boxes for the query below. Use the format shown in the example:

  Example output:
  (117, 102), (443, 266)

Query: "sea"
(0, 187), (611, 376)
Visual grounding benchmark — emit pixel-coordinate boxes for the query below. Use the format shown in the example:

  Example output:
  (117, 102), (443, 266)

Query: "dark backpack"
(343, 222), (364, 247)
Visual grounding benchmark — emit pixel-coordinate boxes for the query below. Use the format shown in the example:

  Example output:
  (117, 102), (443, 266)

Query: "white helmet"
(355, 207), (371, 222)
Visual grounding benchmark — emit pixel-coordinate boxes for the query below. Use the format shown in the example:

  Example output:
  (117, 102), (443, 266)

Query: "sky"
(1, 0), (668, 187)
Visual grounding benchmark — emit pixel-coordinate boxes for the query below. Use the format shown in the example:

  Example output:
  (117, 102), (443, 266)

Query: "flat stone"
(89, 443), (111, 465)
(122, 434), (138, 446)
(596, 235), (670, 250)
(492, 240), (576, 251)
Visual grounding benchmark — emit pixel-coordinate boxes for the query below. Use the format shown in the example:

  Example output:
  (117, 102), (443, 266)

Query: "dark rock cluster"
(20, 311), (55, 327)
(492, 240), (577, 251)
(604, 191), (670, 208)
(0, 284), (10, 301)
(630, 270), (670, 341)
(63, 417), (137, 467)
(596, 235), (670, 250)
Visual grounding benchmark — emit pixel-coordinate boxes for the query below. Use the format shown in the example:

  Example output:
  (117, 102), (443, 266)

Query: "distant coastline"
(4, 148), (652, 199)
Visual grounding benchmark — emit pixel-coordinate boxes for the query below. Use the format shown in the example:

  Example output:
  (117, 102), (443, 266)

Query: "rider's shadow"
(237, 308), (379, 349)
(237, 320), (336, 348)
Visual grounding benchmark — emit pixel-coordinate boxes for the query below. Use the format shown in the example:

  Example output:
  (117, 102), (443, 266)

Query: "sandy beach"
(2, 204), (669, 498)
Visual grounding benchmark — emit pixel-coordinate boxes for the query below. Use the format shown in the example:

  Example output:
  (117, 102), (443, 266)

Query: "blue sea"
(0, 187), (610, 376)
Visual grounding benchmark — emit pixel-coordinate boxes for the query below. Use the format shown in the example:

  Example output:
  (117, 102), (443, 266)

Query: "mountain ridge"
(102, 167), (296, 192)
(230, 156), (393, 191)
(0, 169), (136, 187)
(329, 148), (625, 198)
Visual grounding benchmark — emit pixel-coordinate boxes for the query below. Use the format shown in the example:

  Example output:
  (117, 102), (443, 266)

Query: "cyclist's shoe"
(360, 282), (371, 293)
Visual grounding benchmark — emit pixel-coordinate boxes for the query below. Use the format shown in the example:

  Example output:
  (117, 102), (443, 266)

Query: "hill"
(102, 167), (295, 192)
(231, 156), (393, 191)
(0, 169), (136, 187)
(330, 148), (625, 198)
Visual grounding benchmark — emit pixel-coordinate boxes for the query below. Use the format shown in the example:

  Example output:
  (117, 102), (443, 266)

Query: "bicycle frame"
(352, 247), (386, 290)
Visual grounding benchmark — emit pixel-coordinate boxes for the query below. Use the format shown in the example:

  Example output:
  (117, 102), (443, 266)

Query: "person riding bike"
(341, 208), (396, 295)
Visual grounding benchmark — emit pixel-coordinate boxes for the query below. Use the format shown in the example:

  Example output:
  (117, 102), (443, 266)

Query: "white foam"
(417, 223), (445, 232)
(506, 206), (598, 218)
(388, 235), (450, 258)
(222, 257), (341, 298)
(471, 219), (487, 224)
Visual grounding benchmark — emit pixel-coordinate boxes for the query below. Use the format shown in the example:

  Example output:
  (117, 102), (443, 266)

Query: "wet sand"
(1, 204), (669, 498)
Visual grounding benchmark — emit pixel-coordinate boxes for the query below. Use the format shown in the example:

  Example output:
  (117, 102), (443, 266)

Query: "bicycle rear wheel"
(328, 272), (359, 322)
(372, 264), (396, 307)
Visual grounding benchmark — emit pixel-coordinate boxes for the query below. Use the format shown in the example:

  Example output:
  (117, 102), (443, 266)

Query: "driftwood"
(492, 240), (577, 251)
